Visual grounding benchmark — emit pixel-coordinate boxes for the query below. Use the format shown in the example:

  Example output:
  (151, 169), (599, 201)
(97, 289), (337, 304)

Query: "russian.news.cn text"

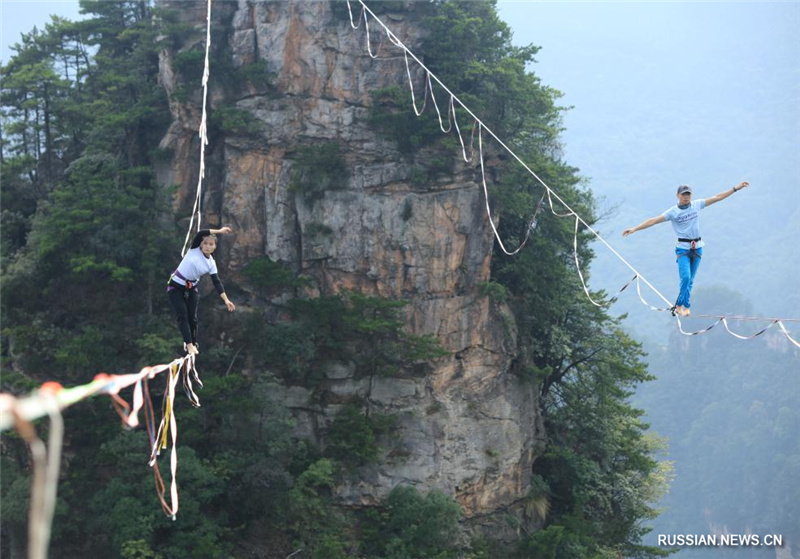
(658, 534), (783, 548)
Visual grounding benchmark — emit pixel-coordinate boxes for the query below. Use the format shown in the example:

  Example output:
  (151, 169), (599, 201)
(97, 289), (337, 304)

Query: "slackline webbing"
(345, 0), (800, 349)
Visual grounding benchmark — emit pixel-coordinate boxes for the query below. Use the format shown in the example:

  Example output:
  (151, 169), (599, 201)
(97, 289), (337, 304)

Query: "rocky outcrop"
(156, 0), (544, 537)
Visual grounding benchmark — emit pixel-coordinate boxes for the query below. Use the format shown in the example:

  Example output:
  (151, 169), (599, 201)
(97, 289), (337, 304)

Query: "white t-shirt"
(173, 247), (218, 286)
(662, 199), (707, 249)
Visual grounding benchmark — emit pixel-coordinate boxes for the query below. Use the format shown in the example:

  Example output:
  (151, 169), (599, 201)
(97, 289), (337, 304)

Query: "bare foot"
(675, 305), (688, 317)
(682, 307), (691, 317)
(186, 343), (199, 355)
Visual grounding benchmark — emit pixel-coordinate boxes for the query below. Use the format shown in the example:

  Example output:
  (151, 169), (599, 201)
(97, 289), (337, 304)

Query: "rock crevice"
(157, 0), (544, 531)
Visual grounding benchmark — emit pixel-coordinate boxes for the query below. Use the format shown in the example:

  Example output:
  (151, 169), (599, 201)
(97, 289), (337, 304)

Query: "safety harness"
(167, 270), (197, 292)
(677, 237), (702, 263)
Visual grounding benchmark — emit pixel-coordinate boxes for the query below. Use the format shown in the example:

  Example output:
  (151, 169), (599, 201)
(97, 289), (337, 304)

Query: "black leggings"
(168, 288), (199, 345)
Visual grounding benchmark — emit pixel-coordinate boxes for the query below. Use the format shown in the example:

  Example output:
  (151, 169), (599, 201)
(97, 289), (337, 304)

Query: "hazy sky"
(1, 0), (83, 61)
(497, 2), (800, 163)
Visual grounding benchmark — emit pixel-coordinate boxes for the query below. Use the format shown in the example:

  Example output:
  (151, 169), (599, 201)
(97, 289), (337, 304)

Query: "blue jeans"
(675, 247), (702, 308)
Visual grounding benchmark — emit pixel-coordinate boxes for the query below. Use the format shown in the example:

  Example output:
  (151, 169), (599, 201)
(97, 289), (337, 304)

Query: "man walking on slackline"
(622, 181), (750, 317)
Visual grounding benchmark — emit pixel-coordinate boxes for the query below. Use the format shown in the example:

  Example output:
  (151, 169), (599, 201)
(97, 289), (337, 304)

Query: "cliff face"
(156, 0), (544, 533)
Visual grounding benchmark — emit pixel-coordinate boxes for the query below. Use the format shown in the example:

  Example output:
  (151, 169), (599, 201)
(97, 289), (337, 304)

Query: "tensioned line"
(180, 0), (213, 257)
(347, 0), (671, 304)
(345, 0), (800, 348)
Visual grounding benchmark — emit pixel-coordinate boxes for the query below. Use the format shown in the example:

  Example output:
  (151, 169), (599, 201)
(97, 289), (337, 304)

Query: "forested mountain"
(0, 1), (743, 558)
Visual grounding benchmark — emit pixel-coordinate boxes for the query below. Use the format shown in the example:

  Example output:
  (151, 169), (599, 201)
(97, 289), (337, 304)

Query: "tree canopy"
(2, 1), (670, 557)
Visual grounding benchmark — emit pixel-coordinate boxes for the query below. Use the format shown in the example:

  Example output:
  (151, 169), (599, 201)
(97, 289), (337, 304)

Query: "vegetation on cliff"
(2, 1), (669, 557)
(372, 2), (672, 557)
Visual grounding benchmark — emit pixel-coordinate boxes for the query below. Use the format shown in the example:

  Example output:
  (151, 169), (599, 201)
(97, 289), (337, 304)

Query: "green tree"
(325, 402), (397, 468)
(360, 485), (463, 559)
(287, 459), (349, 559)
(1, 0), (175, 378)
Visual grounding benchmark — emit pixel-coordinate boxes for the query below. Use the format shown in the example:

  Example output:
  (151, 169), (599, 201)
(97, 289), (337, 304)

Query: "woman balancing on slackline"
(167, 227), (236, 355)
(622, 182), (750, 317)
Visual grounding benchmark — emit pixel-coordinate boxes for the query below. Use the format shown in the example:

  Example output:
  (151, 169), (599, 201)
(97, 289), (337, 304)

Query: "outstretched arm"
(209, 273), (235, 312)
(190, 227), (233, 248)
(705, 181), (749, 207)
(623, 215), (666, 237)
(220, 292), (235, 312)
